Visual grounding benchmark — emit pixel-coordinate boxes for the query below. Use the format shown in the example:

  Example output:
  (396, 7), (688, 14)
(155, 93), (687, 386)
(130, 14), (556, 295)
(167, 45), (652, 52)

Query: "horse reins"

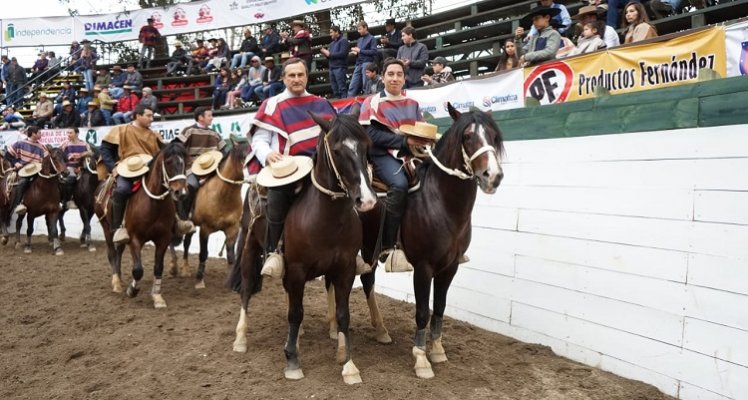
(424, 123), (497, 181)
(38, 153), (63, 179)
(142, 158), (187, 200)
(311, 133), (349, 200)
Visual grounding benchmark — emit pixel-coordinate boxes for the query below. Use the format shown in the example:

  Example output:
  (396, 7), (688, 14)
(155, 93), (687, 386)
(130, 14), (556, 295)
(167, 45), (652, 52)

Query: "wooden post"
(691, 13), (706, 29)
(470, 61), (478, 77)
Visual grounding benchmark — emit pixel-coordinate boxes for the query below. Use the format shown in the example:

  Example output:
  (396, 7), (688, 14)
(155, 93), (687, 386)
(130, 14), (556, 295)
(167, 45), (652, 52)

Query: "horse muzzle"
(477, 164), (503, 195)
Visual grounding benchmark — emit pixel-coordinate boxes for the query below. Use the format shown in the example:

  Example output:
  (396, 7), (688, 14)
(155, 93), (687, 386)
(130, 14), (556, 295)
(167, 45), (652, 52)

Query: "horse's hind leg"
(110, 243), (126, 293)
(151, 241), (169, 309)
(195, 230), (210, 289)
(126, 239), (144, 299)
(47, 213), (63, 256)
(14, 213), (24, 250)
(412, 264), (435, 379)
(326, 281), (338, 340)
(429, 265), (457, 365)
(179, 232), (193, 277)
(332, 271), (362, 385)
(58, 208), (67, 242)
(224, 225), (239, 269)
(22, 214), (33, 254)
(361, 272), (392, 344)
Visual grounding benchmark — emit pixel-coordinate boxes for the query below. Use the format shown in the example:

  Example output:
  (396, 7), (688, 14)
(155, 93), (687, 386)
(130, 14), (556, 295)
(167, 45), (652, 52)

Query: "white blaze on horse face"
(358, 170), (377, 212)
(475, 124), (502, 189)
(343, 138), (358, 155)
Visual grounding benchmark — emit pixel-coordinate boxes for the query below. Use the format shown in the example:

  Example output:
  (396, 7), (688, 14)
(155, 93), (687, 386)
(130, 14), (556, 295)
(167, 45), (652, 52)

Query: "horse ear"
(308, 111), (331, 133)
(447, 102), (461, 121)
(348, 103), (361, 119)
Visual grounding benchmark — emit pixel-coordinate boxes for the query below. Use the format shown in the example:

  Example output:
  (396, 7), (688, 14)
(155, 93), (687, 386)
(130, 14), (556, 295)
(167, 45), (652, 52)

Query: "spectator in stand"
(212, 67), (233, 109)
(5, 58), (27, 108)
(30, 52), (49, 84)
(495, 39), (520, 71)
(140, 87), (158, 114)
(124, 64), (143, 93)
(79, 41), (98, 91)
(347, 21), (379, 97)
(205, 38), (230, 73)
(231, 29), (259, 69)
(225, 69), (248, 109)
(527, 0), (572, 37)
(607, 0), (641, 29)
(259, 24), (281, 60)
(572, 5), (620, 49)
(166, 41), (190, 76)
(282, 20), (313, 69)
(623, 1), (658, 43)
(243, 55), (265, 104)
(98, 86), (117, 125)
(516, 7), (563, 66)
(109, 65), (126, 99)
(379, 18), (403, 63)
(0, 106), (26, 131)
(138, 18), (161, 69)
(112, 86), (140, 124)
(562, 22), (607, 57)
(255, 57), (283, 101)
(95, 67), (111, 89)
(422, 56), (455, 86)
(54, 81), (77, 114)
(27, 93), (54, 128)
(320, 25), (350, 99)
(75, 88), (92, 116)
(397, 26), (429, 88)
(187, 39), (209, 75)
(1, 55), (9, 97)
(364, 62), (384, 94)
(47, 52), (62, 76)
(650, 0), (682, 19)
(81, 102), (105, 128)
(69, 41), (82, 64)
(53, 100), (81, 129)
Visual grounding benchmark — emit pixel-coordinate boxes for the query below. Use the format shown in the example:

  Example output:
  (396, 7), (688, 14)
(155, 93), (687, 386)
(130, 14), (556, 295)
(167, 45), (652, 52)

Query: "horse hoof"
(194, 280), (206, 289)
(112, 275), (123, 293)
(376, 331), (392, 344)
(429, 352), (448, 364)
(342, 360), (362, 385)
(55, 248), (64, 256)
(88, 246), (97, 253)
(1, 236), (8, 246)
(413, 346), (435, 379)
(284, 368), (304, 381)
(126, 285), (140, 298)
(232, 341), (247, 353)
(14, 242), (21, 250)
(59, 233), (66, 242)
(329, 330), (337, 341)
(152, 294), (167, 309)
(23, 247), (32, 254)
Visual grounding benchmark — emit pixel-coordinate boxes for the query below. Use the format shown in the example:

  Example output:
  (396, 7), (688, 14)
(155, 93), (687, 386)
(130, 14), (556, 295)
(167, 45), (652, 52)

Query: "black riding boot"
(379, 189), (412, 272)
(11, 177), (30, 215)
(260, 185), (294, 278)
(111, 192), (129, 244)
(60, 177), (77, 209)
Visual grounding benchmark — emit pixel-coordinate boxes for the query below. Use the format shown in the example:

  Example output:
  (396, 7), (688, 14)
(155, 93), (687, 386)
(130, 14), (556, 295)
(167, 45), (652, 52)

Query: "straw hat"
(79, 87), (89, 93)
(116, 154), (153, 178)
(264, 56), (275, 63)
(87, 101), (98, 107)
(93, 85), (102, 92)
(18, 162), (42, 178)
(256, 156), (313, 187)
(38, 93), (48, 98)
(62, 100), (73, 107)
(399, 121), (438, 140)
(173, 40), (183, 47)
(572, 5), (600, 19)
(191, 150), (223, 176)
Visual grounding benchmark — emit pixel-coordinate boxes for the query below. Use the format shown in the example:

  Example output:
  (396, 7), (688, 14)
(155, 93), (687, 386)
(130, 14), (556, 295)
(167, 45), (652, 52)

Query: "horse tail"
(225, 189), (252, 292)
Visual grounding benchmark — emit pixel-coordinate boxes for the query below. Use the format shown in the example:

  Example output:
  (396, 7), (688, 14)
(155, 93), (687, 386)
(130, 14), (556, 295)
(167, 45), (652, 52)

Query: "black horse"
(59, 147), (100, 252)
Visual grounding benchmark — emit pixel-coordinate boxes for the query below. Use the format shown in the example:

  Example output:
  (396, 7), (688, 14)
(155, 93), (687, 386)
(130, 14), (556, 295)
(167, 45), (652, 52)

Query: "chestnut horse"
(10, 147), (69, 255)
(58, 150), (100, 252)
(348, 104), (504, 379)
(95, 142), (188, 308)
(170, 138), (249, 289)
(231, 110), (377, 385)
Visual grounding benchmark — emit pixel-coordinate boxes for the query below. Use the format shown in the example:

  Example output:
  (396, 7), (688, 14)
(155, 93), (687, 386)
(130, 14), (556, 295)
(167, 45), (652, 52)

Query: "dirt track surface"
(0, 237), (674, 400)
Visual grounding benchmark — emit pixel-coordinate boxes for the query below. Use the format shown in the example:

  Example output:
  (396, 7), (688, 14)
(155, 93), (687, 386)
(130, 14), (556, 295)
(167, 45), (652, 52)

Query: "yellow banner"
(523, 26), (727, 105)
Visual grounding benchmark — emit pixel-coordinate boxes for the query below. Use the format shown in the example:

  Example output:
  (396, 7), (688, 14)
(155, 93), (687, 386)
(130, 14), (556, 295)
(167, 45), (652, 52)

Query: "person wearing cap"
(59, 127), (92, 210)
(140, 87), (159, 114)
(97, 86), (116, 126)
(516, 7), (563, 67)
(188, 39), (209, 75)
(396, 26), (429, 88)
(282, 20), (312, 69)
(53, 100), (82, 129)
(358, 58), (432, 272)
(138, 18), (162, 69)
(5, 57), (27, 108)
(6, 126), (48, 215)
(320, 25), (350, 99)
(173, 106), (226, 226)
(347, 21), (379, 97)
(421, 56), (455, 86)
(81, 101), (105, 128)
(247, 57), (336, 278)
(254, 57), (283, 101)
(231, 29), (260, 69)
(109, 65), (126, 99)
(572, 5), (620, 49)
(75, 87), (93, 116)
(100, 104), (181, 244)
(166, 41), (190, 76)
(242, 55), (266, 104)
(0, 106), (26, 131)
(112, 86), (141, 125)
(379, 18), (403, 62)
(124, 64), (143, 92)
(27, 93), (54, 128)
(95, 67), (112, 89)
(259, 24), (281, 60)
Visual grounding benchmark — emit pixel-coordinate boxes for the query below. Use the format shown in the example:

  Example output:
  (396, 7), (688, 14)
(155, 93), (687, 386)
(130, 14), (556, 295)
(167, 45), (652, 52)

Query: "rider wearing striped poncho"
(6, 126), (48, 215)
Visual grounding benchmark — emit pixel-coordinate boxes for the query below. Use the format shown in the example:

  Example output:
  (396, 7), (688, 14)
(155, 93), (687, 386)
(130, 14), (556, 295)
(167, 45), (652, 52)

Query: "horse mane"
(326, 113), (371, 146)
(221, 141), (246, 172)
(159, 141), (187, 161)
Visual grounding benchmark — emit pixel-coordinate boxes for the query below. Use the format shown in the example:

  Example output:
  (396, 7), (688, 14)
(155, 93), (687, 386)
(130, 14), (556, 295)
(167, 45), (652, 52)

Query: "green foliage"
(331, 0), (434, 30)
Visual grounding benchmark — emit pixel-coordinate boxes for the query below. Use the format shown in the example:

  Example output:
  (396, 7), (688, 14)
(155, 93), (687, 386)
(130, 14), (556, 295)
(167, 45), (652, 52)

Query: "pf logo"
(524, 61), (573, 105)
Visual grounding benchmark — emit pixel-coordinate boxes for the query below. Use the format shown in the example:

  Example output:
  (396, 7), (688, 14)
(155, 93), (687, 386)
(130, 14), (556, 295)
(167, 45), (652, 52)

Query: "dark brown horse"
(170, 139), (249, 288)
(231, 110), (377, 384)
(10, 147), (69, 255)
(58, 149), (100, 252)
(95, 142), (188, 308)
(0, 156), (14, 245)
(354, 103), (504, 379)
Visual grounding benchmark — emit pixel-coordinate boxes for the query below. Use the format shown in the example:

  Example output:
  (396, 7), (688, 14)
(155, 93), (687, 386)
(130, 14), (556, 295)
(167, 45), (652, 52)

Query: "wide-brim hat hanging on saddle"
(399, 121), (438, 140)
(520, 7), (562, 29)
(191, 150), (223, 176)
(18, 162), (42, 177)
(116, 154), (153, 178)
(256, 155), (313, 188)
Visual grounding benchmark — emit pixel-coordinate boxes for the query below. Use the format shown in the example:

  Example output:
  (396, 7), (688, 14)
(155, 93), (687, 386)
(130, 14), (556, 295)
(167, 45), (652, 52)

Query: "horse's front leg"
(360, 270), (392, 344)
(333, 269), (362, 385)
(57, 208), (67, 242)
(111, 243), (125, 293)
(195, 229), (210, 289)
(23, 214), (34, 254)
(151, 240), (169, 309)
(283, 268), (305, 381)
(429, 265), (457, 365)
(126, 238), (144, 299)
(225, 225), (240, 270)
(412, 264), (435, 379)
(47, 212), (63, 255)
(232, 234), (261, 353)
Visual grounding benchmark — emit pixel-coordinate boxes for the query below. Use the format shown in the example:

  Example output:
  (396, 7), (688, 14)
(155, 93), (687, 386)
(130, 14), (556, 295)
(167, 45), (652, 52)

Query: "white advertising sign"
(725, 21), (748, 77)
(2, 17), (75, 48)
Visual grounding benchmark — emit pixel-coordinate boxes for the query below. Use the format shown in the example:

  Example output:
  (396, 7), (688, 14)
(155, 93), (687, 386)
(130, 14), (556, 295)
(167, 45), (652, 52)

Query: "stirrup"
(355, 255), (372, 275)
(261, 252), (284, 278)
(65, 200), (78, 210)
(113, 227), (130, 244)
(380, 249), (413, 273)
(14, 204), (27, 215)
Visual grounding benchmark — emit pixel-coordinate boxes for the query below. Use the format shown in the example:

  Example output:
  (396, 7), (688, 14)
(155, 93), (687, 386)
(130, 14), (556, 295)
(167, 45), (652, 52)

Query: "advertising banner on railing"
(725, 21), (748, 77)
(523, 26), (727, 105)
(1, 0), (365, 47)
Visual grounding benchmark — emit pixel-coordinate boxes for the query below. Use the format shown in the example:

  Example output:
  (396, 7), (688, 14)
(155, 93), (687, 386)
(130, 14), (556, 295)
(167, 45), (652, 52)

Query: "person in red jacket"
(111, 86), (140, 124)
(138, 18), (161, 69)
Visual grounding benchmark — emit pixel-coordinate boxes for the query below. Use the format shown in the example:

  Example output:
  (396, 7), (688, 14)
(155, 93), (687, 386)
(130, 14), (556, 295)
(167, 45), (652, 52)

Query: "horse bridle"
(39, 153), (64, 179)
(310, 132), (350, 200)
(424, 123), (497, 181)
(84, 157), (97, 175)
(142, 157), (187, 200)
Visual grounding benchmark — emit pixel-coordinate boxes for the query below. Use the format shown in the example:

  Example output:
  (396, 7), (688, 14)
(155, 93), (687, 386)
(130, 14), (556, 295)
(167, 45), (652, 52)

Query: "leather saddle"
(370, 158), (422, 196)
